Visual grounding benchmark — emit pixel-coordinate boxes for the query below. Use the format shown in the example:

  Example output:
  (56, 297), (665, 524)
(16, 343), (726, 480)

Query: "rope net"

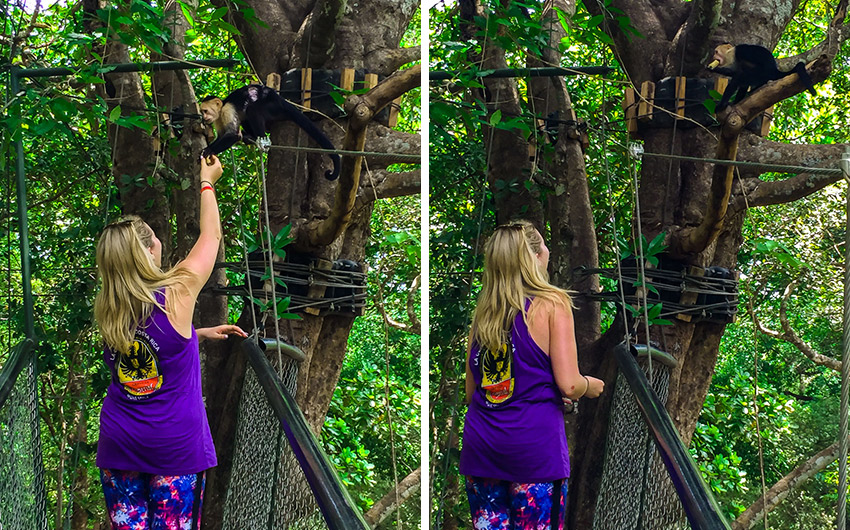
(0, 357), (48, 530)
(222, 351), (327, 530)
(593, 355), (689, 530)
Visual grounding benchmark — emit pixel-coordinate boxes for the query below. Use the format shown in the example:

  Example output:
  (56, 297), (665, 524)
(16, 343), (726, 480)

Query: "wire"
(265, 144), (420, 164)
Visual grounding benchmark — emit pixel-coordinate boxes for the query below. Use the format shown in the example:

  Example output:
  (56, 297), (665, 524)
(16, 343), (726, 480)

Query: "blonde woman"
(459, 221), (604, 530)
(94, 155), (246, 530)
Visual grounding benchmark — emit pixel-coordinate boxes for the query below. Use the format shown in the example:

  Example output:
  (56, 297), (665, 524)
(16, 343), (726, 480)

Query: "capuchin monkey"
(200, 85), (341, 180)
(707, 43), (815, 111)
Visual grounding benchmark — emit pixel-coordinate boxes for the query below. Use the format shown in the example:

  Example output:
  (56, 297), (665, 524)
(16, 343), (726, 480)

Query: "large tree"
(431, 0), (850, 527)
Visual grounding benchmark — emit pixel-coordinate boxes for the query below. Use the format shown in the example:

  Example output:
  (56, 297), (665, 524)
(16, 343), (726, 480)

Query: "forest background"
(0, 0), (421, 529)
(430, 0), (850, 529)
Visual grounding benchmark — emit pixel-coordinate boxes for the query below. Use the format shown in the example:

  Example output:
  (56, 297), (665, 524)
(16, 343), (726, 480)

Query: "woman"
(460, 220), (605, 530)
(94, 155), (246, 530)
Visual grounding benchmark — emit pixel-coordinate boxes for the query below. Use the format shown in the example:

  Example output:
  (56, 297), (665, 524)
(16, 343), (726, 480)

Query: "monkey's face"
(708, 43), (733, 69)
(200, 99), (222, 124)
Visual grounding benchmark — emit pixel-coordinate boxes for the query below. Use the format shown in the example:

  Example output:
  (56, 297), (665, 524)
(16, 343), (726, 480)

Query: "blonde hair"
(94, 216), (193, 353)
(470, 220), (572, 353)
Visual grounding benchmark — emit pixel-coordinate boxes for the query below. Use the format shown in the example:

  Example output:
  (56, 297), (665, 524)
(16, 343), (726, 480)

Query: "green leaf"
(108, 105), (122, 122)
(489, 109), (502, 126)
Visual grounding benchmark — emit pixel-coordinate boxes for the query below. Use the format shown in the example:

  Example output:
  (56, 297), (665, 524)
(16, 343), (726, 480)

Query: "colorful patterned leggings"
(100, 469), (205, 530)
(465, 476), (568, 530)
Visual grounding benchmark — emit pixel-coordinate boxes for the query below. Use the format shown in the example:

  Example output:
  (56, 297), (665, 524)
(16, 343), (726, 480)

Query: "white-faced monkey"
(707, 43), (815, 111)
(200, 85), (341, 180)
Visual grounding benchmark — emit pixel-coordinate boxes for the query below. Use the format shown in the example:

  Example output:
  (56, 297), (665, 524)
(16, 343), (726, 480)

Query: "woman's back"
(460, 300), (570, 483)
(97, 290), (216, 476)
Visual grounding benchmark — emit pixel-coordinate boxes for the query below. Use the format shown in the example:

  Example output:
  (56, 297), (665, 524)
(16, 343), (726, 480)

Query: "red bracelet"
(201, 185), (215, 193)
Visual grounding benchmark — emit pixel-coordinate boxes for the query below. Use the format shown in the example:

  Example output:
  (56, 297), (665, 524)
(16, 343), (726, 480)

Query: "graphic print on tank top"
(480, 341), (515, 404)
(117, 333), (162, 397)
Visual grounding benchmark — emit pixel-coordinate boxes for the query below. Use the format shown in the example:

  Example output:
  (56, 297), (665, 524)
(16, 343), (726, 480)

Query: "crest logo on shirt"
(117, 337), (162, 397)
(480, 342), (514, 404)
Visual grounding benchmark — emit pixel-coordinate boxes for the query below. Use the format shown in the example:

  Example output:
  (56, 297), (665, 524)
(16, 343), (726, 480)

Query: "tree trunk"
(201, 2), (420, 527)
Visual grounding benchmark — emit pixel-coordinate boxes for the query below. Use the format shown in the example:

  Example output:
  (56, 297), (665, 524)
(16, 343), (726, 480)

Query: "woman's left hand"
(197, 325), (248, 342)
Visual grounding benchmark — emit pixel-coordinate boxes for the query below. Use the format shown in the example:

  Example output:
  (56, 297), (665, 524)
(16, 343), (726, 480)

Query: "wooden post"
(304, 258), (334, 316)
(674, 76), (686, 119)
(340, 68), (355, 92)
(638, 81), (654, 122)
(301, 68), (313, 108)
(624, 87), (637, 134)
(364, 73), (379, 90)
(265, 73), (281, 91)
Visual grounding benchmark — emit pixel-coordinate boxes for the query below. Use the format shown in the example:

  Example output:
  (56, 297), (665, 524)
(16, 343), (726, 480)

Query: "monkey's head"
(708, 43), (734, 70)
(199, 96), (223, 124)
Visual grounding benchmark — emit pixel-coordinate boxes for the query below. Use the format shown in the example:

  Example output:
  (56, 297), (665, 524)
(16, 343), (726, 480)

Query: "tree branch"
(749, 281), (842, 372)
(778, 0), (849, 67)
(667, 55), (833, 257)
(363, 467), (421, 527)
(732, 441), (843, 530)
(358, 169), (420, 203)
(374, 272), (421, 335)
(727, 137), (847, 210)
(308, 64), (421, 246)
(365, 46), (421, 75)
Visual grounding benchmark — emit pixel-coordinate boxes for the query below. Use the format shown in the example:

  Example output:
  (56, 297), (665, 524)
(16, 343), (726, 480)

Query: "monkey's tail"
(285, 105), (341, 180)
(791, 62), (816, 95)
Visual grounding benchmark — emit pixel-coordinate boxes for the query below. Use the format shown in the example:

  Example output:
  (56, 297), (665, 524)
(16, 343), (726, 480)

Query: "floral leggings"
(100, 469), (205, 530)
(465, 476), (568, 530)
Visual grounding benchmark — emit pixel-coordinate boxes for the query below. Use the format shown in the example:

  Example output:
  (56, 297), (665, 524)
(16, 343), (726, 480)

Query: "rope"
(598, 49), (631, 346)
(640, 151), (843, 176)
(265, 144), (420, 164)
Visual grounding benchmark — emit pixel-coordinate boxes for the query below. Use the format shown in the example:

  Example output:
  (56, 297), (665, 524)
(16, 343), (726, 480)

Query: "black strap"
(551, 478), (563, 530)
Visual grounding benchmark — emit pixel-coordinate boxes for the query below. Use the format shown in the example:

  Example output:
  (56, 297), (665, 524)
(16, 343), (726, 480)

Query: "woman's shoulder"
(529, 293), (571, 318)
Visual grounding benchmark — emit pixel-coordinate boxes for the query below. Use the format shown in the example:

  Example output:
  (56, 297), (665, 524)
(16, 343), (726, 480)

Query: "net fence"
(223, 350), (328, 530)
(593, 355), (690, 530)
(0, 349), (48, 530)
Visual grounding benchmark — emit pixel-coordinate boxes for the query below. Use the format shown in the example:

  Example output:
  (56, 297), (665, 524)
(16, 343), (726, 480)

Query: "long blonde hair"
(94, 216), (193, 353)
(470, 220), (572, 353)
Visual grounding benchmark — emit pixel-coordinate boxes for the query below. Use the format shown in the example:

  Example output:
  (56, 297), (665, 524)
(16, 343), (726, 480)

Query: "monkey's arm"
(202, 129), (242, 158)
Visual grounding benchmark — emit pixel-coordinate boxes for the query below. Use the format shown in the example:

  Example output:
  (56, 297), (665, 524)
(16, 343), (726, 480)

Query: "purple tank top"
(97, 290), (217, 475)
(460, 299), (570, 482)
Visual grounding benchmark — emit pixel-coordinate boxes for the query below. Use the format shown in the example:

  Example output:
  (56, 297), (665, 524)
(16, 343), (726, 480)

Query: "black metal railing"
(612, 341), (732, 530)
(239, 338), (371, 530)
(0, 338), (36, 408)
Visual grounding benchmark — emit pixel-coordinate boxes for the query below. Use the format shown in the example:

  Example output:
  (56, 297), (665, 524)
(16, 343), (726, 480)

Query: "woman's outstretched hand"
(197, 324), (248, 342)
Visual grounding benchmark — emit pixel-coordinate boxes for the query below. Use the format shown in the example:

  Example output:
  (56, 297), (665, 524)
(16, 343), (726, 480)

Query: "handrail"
(0, 339), (36, 409)
(612, 341), (732, 530)
(239, 338), (371, 530)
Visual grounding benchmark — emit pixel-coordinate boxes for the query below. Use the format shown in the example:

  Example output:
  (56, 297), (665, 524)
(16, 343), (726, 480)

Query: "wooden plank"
(301, 68), (313, 109)
(623, 87), (637, 134)
(675, 76), (686, 118)
(638, 81), (655, 121)
(364, 73), (379, 90)
(265, 73), (281, 91)
(676, 265), (704, 321)
(340, 68), (355, 92)
(304, 258), (334, 316)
